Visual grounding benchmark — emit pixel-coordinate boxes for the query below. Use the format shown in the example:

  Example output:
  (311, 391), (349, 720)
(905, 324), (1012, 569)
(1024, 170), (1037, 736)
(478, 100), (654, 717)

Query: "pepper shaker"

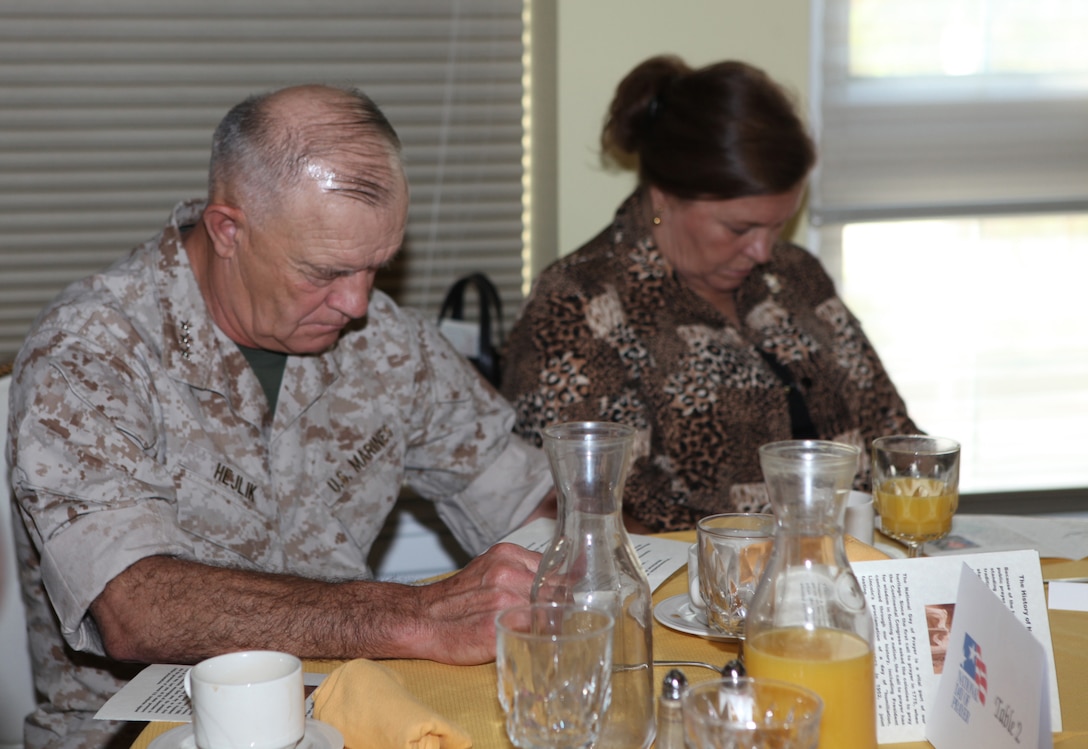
(656, 668), (688, 749)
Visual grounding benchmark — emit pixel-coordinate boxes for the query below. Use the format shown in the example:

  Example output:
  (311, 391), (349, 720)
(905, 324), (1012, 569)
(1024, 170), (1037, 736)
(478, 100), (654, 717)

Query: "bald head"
(208, 85), (405, 221)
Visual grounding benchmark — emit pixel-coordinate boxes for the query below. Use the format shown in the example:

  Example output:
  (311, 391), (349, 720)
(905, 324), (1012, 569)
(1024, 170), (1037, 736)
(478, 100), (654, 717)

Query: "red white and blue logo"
(951, 632), (989, 724)
(960, 633), (988, 706)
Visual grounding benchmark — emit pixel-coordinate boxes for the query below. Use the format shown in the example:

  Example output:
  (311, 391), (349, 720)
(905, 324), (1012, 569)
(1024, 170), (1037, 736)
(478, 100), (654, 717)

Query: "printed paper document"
(853, 549), (1060, 744)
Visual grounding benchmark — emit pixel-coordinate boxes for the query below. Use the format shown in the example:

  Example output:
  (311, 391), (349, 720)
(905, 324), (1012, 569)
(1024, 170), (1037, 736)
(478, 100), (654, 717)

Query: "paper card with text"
(498, 517), (689, 591)
(853, 549), (1060, 743)
(927, 564), (1052, 749)
(95, 664), (328, 722)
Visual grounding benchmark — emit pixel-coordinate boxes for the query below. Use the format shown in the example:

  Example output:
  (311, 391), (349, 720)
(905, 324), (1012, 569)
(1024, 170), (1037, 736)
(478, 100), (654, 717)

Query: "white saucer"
(653, 594), (742, 641)
(148, 719), (343, 749)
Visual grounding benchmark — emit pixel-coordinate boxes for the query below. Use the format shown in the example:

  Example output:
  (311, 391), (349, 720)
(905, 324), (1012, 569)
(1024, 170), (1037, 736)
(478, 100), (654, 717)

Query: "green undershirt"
(237, 344), (289, 414)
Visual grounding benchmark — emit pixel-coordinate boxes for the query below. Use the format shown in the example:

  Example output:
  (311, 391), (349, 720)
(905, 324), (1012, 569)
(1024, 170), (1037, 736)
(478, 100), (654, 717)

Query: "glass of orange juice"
(872, 435), (960, 557)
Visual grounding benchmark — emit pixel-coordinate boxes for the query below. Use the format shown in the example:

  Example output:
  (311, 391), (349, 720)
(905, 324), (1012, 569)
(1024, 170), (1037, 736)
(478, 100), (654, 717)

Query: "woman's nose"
(744, 233), (775, 264)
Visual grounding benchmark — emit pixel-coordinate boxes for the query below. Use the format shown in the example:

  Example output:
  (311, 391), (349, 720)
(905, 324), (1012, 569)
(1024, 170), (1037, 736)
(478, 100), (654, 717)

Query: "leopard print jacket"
(501, 191), (919, 531)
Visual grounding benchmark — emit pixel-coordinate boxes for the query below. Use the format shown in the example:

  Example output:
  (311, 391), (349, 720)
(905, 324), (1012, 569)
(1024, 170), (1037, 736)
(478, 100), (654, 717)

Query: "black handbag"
(437, 273), (504, 387)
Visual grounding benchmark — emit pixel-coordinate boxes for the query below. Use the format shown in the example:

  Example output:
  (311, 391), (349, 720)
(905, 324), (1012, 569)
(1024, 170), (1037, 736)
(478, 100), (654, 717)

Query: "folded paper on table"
(1048, 581), (1088, 612)
(312, 658), (472, 749)
(927, 564), (1052, 749)
(853, 549), (1060, 744)
(924, 514), (1088, 560)
(94, 665), (328, 723)
(498, 517), (689, 591)
(503, 520), (887, 595)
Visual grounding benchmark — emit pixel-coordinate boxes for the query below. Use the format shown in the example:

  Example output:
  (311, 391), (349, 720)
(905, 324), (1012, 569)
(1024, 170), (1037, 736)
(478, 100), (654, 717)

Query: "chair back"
(437, 273), (504, 387)
(1, 368), (36, 749)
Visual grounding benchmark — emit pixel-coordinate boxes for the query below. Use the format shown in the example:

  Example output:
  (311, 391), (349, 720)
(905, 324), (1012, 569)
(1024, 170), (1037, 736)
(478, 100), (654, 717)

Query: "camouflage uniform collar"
(154, 200), (269, 428)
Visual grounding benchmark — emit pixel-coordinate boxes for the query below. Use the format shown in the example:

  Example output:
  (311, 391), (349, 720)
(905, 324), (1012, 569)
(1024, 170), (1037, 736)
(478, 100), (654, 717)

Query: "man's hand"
(399, 542), (541, 665)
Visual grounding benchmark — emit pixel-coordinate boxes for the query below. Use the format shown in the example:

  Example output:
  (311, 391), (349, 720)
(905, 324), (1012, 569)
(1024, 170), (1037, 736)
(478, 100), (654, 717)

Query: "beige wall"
(544, 0), (812, 267)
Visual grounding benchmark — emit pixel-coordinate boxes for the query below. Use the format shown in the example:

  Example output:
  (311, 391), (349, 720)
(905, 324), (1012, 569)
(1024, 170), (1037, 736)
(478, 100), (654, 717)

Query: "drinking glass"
(696, 513), (775, 638)
(682, 677), (823, 749)
(496, 603), (614, 749)
(872, 435), (960, 558)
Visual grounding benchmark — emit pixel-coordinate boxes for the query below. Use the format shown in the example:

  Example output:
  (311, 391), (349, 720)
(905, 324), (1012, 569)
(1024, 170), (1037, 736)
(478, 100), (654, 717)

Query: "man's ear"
(201, 203), (247, 258)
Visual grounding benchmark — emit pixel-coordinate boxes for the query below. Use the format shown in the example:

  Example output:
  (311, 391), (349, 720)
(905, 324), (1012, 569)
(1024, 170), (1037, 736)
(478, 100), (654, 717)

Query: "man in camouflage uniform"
(7, 85), (552, 749)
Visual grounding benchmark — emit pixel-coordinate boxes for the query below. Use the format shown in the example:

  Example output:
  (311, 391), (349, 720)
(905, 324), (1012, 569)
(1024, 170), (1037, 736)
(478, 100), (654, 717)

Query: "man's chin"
(267, 330), (343, 356)
(297, 335), (342, 355)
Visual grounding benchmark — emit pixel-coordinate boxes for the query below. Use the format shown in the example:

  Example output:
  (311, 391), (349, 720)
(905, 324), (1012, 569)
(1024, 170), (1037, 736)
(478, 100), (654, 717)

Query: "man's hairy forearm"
(90, 542), (540, 667)
(91, 555), (425, 664)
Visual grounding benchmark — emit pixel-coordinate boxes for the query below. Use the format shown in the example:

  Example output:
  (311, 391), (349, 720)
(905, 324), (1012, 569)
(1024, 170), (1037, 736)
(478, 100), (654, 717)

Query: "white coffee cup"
(845, 490), (875, 545)
(184, 650), (304, 749)
(686, 543), (707, 612)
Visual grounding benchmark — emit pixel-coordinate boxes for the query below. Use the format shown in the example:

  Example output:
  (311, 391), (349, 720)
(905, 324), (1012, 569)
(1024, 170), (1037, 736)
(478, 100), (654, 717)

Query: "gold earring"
(652, 215), (662, 226)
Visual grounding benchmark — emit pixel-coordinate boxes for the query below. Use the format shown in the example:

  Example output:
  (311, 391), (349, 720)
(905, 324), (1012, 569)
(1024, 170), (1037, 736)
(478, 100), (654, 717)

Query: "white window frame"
(809, 0), (1088, 513)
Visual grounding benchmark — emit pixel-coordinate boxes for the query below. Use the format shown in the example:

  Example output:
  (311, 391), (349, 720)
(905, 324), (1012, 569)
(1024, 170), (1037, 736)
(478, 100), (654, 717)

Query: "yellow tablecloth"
(130, 533), (1088, 749)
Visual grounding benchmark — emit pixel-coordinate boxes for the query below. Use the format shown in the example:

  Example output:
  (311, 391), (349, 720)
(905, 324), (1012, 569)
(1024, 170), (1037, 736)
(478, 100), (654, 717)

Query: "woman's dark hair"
(601, 55), (815, 200)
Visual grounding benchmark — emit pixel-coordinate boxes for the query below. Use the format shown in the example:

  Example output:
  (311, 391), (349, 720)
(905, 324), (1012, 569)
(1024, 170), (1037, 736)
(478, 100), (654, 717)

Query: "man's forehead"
(304, 149), (407, 207)
(280, 181), (406, 256)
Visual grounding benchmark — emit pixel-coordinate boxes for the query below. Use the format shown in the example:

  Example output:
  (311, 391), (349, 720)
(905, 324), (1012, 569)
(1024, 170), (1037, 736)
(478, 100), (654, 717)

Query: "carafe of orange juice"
(745, 440), (877, 749)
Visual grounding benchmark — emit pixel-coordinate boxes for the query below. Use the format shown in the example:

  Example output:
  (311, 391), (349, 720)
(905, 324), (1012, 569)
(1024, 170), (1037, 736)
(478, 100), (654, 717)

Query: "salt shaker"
(656, 668), (687, 749)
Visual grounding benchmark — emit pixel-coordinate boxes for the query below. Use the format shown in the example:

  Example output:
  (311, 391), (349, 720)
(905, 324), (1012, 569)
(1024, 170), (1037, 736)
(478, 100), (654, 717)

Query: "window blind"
(811, 0), (1088, 227)
(0, 0), (526, 363)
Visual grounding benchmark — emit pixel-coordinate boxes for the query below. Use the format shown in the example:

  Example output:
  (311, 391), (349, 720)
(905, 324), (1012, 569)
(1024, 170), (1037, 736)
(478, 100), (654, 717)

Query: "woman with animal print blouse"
(501, 55), (919, 532)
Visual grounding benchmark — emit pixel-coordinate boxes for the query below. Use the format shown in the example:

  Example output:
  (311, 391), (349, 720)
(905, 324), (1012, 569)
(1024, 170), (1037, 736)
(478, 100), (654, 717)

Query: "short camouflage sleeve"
(11, 309), (196, 655)
(393, 307), (552, 553)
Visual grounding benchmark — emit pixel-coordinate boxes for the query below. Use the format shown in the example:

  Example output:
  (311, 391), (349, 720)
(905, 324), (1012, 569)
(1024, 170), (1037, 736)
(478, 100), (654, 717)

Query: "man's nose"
(328, 272), (374, 319)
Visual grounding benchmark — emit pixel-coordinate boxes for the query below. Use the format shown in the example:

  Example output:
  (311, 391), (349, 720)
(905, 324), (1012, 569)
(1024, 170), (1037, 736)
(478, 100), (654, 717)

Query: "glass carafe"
(531, 421), (655, 749)
(744, 440), (876, 749)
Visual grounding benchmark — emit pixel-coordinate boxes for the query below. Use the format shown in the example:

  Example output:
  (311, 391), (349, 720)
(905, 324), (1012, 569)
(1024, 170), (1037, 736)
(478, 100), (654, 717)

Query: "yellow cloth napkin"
(312, 658), (473, 749)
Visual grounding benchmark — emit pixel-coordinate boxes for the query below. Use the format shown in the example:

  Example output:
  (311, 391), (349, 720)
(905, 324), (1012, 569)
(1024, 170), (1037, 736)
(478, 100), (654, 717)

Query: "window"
(811, 0), (1088, 500)
(0, 0), (528, 363)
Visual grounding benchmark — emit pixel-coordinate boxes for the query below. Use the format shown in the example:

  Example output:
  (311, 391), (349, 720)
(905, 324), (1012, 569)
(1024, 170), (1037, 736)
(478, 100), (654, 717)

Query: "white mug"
(845, 490), (875, 545)
(686, 543), (707, 612)
(184, 650), (304, 749)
